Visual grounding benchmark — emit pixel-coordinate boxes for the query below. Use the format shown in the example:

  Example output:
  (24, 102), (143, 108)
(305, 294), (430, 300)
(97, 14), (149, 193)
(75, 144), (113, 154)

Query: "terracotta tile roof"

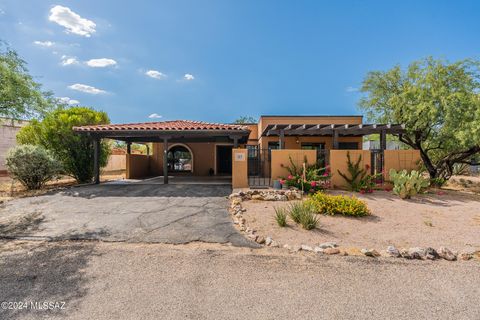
(73, 120), (249, 132)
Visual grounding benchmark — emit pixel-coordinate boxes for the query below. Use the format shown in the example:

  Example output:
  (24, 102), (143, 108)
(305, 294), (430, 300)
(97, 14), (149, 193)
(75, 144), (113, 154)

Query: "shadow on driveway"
(0, 242), (96, 319)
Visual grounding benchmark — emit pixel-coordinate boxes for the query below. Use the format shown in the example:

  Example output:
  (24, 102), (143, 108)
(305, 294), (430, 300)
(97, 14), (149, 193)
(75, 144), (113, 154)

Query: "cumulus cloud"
(346, 86), (359, 92)
(86, 58), (117, 68)
(184, 73), (195, 80)
(148, 113), (162, 119)
(48, 5), (96, 37)
(57, 97), (80, 105)
(33, 40), (55, 47)
(61, 55), (79, 66)
(145, 70), (166, 79)
(68, 83), (107, 94)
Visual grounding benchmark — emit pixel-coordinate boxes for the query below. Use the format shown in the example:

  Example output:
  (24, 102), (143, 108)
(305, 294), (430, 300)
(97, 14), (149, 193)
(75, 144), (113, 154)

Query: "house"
(74, 115), (415, 187)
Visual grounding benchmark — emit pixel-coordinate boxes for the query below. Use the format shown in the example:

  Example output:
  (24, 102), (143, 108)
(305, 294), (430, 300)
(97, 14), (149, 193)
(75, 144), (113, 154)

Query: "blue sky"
(1, 1), (479, 124)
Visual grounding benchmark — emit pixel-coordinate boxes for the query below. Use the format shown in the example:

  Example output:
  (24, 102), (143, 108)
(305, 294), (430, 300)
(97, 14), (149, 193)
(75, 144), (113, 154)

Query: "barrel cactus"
(389, 169), (430, 199)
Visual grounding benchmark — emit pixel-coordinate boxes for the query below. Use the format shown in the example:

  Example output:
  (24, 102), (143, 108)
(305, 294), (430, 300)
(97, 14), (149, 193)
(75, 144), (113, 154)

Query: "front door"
(216, 145), (232, 175)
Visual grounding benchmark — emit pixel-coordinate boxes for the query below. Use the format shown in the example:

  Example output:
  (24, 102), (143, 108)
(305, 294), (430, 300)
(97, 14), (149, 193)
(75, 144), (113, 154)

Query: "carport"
(73, 120), (251, 184)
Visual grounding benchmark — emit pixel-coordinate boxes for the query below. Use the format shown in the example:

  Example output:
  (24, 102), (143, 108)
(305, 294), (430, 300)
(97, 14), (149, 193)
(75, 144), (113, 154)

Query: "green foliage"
(233, 116), (257, 124)
(429, 177), (447, 188)
(288, 202), (303, 224)
(0, 43), (53, 118)
(281, 156), (331, 192)
(307, 192), (371, 217)
(359, 57), (480, 180)
(17, 107), (111, 183)
(5, 144), (62, 190)
(389, 169), (430, 199)
(274, 207), (287, 227)
(286, 202), (319, 230)
(337, 152), (368, 192)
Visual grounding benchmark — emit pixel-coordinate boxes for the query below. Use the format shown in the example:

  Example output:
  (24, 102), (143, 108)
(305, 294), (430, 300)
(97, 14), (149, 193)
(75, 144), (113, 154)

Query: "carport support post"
(332, 129), (339, 149)
(279, 129), (285, 149)
(380, 129), (387, 150)
(126, 142), (131, 154)
(163, 137), (168, 184)
(93, 137), (101, 184)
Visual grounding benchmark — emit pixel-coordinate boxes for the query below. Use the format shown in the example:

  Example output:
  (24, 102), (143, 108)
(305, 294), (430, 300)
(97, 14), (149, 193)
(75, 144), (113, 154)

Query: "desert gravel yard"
(0, 183), (256, 247)
(241, 190), (480, 252)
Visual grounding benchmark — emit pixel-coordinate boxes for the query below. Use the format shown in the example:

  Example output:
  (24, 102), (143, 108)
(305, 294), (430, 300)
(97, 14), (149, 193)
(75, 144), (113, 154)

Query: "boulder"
(386, 245), (401, 258)
(265, 237), (273, 246)
(256, 236), (266, 244)
(318, 242), (337, 249)
(438, 247), (457, 261)
(408, 247), (426, 260)
(313, 246), (324, 254)
(361, 248), (380, 257)
(324, 248), (340, 255)
(424, 247), (439, 260)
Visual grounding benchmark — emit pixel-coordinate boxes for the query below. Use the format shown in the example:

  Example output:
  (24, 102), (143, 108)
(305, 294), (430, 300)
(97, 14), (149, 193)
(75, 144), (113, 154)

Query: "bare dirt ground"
(1, 240), (479, 320)
(447, 175), (480, 194)
(241, 189), (480, 252)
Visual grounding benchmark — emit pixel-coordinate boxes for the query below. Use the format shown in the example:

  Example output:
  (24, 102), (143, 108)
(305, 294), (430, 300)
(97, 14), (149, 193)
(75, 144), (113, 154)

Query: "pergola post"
(279, 129), (285, 149)
(126, 142), (131, 154)
(163, 137), (168, 184)
(332, 129), (339, 149)
(93, 137), (101, 184)
(380, 129), (387, 150)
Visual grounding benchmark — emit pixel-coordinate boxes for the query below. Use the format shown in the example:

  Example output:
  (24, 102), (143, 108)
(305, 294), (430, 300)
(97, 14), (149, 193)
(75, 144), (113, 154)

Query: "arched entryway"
(167, 144), (193, 172)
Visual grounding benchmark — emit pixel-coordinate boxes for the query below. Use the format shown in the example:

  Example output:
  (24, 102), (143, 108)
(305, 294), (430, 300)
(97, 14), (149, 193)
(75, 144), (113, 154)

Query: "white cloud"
(148, 113), (162, 119)
(145, 70), (166, 79)
(57, 97), (80, 105)
(184, 73), (195, 80)
(68, 83), (107, 94)
(86, 58), (117, 68)
(48, 5), (96, 37)
(61, 55), (79, 66)
(33, 40), (55, 47)
(346, 86), (359, 92)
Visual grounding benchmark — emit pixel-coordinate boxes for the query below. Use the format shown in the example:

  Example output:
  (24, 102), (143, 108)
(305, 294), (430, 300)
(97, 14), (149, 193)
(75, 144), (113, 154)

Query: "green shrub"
(274, 207), (287, 227)
(288, 202), (303, 223)
(389, 169), (430, 199)
(5, 144), (62, 190)
(298, 203), (319, 230)
(307, 192), (370, 217)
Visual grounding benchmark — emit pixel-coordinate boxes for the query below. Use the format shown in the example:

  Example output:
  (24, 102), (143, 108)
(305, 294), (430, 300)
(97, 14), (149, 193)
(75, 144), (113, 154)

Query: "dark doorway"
(216, 145), (233, 175)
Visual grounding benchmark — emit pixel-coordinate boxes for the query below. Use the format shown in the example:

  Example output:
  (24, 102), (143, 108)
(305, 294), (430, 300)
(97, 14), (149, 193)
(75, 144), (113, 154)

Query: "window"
(338, 142), (359, 150)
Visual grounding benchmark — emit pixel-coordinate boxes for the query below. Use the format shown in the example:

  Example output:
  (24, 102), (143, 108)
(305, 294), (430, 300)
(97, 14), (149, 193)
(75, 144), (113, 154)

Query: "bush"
(389, 169), (430, 199)
(274, 207), (287, 227)
(280, 156), (331, 193)
(307, 192), (370, 217)
(16, 107), (111, 183)
(5, 145), (62, 190)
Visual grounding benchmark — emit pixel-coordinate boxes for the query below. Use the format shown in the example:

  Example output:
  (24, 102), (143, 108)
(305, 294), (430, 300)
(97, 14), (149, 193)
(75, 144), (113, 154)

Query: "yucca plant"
(274, 207), (287, 227)
(298, 204), (319, 230)
(288, 202), (303, 223)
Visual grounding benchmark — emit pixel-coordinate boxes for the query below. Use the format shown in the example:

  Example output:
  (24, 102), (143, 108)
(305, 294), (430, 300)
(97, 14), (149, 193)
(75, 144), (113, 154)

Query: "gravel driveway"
(0, 183), (256, 247)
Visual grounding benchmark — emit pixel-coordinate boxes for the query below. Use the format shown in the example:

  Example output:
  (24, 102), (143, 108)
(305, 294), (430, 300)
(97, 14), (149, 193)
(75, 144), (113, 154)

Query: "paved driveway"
(0, 183), (256, 247)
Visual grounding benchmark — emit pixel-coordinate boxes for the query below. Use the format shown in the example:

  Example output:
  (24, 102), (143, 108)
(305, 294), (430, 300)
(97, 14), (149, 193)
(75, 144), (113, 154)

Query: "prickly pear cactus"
(389, 169), (430, 199)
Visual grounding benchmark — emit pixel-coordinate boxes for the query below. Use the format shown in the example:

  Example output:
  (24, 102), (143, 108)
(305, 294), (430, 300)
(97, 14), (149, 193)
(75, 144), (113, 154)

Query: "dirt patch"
(241, 189), (480, 252)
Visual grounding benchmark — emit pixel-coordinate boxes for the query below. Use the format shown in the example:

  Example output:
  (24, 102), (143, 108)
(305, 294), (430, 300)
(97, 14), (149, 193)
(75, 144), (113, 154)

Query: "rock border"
(228, 191), (480, 262)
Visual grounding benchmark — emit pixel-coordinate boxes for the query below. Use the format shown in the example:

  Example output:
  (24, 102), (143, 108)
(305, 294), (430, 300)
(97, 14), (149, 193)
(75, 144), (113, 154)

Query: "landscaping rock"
(313, 246), (324, 254)
(425, 247), (440, 260)
(324, 248), (340, 255)
(318, 242), (337, 249)
(265, 237), (273, 246)
(400, 249), (412, 259)
(256, 236), (265, 244)
(291, 245), (302, 253)
(438, 247), (457, 261)
(361, 248), (380, 257)
(301, 245), (313, 252)
(459, 249), (476, 261)
(251, 194), (263, 200)
(386, 246), (401, 258)
(247, 234), (257, 241)
(342, 247), (363, 256)
(408, 247), (426, 260)
(283, 244), (291, 250)
(270, 241), (280, 248)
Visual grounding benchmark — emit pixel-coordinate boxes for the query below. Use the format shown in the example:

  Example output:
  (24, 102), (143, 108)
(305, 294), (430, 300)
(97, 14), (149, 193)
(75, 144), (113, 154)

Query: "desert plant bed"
(239, 189), (480, 253)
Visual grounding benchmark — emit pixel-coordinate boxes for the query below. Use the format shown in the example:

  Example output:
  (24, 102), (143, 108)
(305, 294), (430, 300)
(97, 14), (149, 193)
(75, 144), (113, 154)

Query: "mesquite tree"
(359, 58), (480, 181)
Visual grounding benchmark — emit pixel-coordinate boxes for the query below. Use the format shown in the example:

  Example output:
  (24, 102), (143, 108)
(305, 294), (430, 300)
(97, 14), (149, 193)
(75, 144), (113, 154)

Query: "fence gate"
(370, 149), (384, 183)
(247, 147), (271, 188)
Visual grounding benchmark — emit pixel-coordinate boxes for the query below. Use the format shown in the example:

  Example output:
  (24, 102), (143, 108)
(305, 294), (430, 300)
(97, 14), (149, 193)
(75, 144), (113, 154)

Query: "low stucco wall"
(232, 149), (248, 188)
(126, 154), (151, 179)
(384, 150), (422, 180)
(270, 149), (317, 181)
(330, 150), (371, 188)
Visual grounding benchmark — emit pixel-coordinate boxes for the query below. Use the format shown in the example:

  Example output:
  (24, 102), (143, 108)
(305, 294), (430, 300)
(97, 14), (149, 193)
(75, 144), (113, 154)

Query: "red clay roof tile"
(73, 120), (249, 132)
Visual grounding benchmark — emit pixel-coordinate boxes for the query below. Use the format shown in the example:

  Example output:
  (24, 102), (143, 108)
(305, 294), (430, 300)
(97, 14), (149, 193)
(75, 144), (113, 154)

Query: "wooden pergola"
(73, 121), (251, 184)
(261, 123), (406, 149)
